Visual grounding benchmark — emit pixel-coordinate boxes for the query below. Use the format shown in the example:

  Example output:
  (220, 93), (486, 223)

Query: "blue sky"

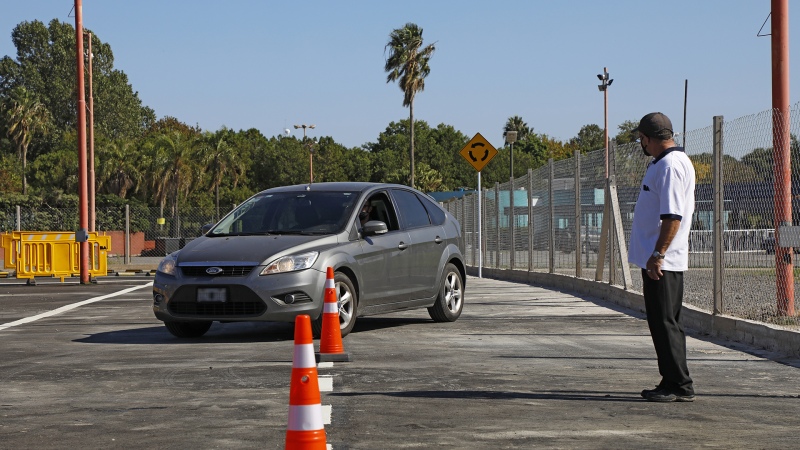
(2, 1), (798, 150)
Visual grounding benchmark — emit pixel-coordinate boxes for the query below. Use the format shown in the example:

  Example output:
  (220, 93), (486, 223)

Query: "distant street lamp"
(505, 130), (517, 181)
(294, 124), (316, 183)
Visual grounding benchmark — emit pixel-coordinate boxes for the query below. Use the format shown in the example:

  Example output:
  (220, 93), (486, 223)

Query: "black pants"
(641, 269), (694, 395)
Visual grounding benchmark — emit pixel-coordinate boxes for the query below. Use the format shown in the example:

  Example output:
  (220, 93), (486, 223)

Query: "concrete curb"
(468, 266), (800, 358)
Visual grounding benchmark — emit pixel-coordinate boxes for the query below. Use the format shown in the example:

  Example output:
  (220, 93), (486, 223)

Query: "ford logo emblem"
(206, 267), (224, 275)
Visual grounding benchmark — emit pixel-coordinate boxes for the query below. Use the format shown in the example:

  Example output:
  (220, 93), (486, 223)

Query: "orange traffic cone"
(316, 267), (351, 362)
(286, 314), (327, 449)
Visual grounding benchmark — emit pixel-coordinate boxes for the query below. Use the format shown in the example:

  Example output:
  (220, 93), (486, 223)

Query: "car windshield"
(209, 191), (359, 236)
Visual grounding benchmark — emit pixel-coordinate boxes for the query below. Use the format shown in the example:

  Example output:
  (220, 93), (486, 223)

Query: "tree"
(614, 120), (639, 145)
(147, 130), (199, 231)
(199, 128), (244, 220)
(1, 86), (50, 194)
(569, 124), (604, 154)
(503, 115), (531, 142)
(0, 20), (155, 145)
(96, 138), (144, 198)
(384, 23), (435, 188)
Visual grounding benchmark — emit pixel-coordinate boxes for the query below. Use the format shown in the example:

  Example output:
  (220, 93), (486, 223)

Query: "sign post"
(460, 133), (498, 278)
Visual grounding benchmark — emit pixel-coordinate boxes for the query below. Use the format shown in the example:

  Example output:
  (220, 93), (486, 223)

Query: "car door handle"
(434, 236), (443, 244)
(398, 242), (408, 250)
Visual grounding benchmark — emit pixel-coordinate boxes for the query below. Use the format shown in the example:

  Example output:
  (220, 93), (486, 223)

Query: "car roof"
(258, 182), (414, 195)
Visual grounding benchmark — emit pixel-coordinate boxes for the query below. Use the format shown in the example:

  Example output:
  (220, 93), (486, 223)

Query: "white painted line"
(317, 361), (334, 369)
(0, 282), (153, 332)
(318, 375), (333, 392)
(321, 404), (332, 425)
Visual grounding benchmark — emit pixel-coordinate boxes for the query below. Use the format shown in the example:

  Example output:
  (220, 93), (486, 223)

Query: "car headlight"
(260, 251), (319, 275)
(157, 252), (179, 275)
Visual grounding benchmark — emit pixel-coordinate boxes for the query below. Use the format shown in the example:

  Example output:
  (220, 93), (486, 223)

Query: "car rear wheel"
(312, 272), (358, 338)
(428, 263), (463, 322)
(164, 320), (212, 338)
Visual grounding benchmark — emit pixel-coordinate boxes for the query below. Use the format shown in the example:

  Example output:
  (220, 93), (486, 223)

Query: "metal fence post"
(713, 115), (724, 315)
(549, 158), (555, 274)
(495, 182), (500, 269)
(125, 204), (131, 265)
(609, 141), (617, 286)
(575, 148), (582, 277)
(16, 205), (21, 231)
(528, 169), (534, 272)
(510, 176), (515, 270)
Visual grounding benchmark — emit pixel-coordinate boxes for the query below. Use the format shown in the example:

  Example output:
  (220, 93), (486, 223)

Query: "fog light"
(154, 293), (164, 304)
(284, 294), (296, 304)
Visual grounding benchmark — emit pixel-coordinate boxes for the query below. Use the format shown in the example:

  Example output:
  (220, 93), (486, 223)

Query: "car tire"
(312, 272), (358, 339)
(164, 321), (212, 338)
(428, 263), (464, 323)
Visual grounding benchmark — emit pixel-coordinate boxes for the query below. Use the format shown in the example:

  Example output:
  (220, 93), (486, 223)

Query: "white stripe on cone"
(287, 404), (325, 430)
(325, 278), (335, 289)
(323, 302), (338, 314)
(292, 343), (316, 368)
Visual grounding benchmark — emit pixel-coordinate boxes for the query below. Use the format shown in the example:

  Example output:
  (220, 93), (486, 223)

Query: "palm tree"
(503, 115), (531, 142)
(1, 86), (50, 195)
(148, 130), (198, 236)
(200, 128), (244, 220)
(384, 23), (435, 189)
(97, 139), (143, 198)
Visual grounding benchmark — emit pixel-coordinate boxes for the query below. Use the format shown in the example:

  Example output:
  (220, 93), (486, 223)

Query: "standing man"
(629, 112), (696, 402)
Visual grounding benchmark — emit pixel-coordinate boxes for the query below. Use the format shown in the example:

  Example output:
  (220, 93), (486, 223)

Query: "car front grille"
(180, 265), (255, 277)
(167, 285), (266, 317)
(169, 301), (266, 316)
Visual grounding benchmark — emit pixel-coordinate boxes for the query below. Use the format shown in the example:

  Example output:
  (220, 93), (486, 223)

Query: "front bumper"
(152, 266), (327, 323)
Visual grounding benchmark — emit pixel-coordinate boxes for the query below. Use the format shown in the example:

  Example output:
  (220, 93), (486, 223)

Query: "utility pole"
(75, 0), (89, 284)
(294, 124), (316, 183)
(771, 0), (794, 315)
(85, 31), (95, 232)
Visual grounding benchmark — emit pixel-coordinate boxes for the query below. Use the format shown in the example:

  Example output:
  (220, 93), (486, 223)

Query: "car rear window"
(393, 189), (432, 229)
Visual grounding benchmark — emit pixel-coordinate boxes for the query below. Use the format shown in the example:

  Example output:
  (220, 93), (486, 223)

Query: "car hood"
(175, 234), (341, 265)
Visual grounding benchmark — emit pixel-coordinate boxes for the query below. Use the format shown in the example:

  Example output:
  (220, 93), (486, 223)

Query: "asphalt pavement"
(0, 273), (799, 449)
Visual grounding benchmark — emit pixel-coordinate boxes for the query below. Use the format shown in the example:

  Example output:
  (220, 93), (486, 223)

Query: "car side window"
(393, 189), (432, 229)
(365, 192), (400, 231)
(417, 193), (446, 226)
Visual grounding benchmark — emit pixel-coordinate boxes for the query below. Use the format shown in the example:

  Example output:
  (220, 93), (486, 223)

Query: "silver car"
(152, 182), (465, 338)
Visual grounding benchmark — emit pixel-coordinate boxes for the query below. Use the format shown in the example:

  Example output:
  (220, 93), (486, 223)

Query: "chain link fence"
(444, 105), (800, 328)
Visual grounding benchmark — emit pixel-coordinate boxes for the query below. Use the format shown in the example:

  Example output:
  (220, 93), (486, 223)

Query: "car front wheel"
(312, 272), (358, 338)
(164, 321), (212, 338)
(428, 263), (463, 322)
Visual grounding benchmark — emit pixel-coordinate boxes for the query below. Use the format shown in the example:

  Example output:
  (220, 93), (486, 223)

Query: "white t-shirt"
(628, 147), (696, 271)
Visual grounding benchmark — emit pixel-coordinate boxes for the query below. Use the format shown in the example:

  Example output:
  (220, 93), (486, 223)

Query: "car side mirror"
(201, 223), (214, 235)
(362, 220), (388, 236)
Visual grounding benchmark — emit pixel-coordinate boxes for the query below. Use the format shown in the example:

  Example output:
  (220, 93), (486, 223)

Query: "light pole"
(596, 68), (613, 178)
(294, 124), (316, 183)
(505, 130), (517, 181)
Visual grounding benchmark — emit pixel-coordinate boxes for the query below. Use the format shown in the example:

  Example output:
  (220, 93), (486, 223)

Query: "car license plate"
(197, 287), (227, 302)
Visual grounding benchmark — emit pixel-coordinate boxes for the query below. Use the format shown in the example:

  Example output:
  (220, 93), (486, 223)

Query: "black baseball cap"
(633, 112), (673, 139)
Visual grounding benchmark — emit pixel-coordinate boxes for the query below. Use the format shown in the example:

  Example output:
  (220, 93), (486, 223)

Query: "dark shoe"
(640, 385), (662, 399)
(645, 388), (695, 402)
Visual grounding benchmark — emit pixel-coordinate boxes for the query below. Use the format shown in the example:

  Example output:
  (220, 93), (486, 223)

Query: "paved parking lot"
(1, 275), (799, 449)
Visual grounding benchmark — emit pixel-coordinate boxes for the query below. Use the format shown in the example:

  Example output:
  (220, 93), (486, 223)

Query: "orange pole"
(75, 0), (89, 283)
(771, 0), (794, 315)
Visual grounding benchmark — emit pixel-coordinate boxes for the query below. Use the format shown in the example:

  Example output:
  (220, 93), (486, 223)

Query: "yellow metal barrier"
(6, 231), (110, 281)
(2, 232), (19, 269)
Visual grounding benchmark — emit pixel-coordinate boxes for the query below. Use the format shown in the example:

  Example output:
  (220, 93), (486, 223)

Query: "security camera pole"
(595, 68), (613, 283)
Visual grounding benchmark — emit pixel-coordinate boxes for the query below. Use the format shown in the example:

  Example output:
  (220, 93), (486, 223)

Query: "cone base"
(315, 352), (352, 362)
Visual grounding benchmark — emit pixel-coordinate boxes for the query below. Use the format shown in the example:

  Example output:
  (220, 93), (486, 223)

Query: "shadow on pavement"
(74, 321), (294, 345)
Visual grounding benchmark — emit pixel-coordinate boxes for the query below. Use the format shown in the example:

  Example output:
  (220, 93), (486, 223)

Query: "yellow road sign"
(459, 133), (498, 172)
